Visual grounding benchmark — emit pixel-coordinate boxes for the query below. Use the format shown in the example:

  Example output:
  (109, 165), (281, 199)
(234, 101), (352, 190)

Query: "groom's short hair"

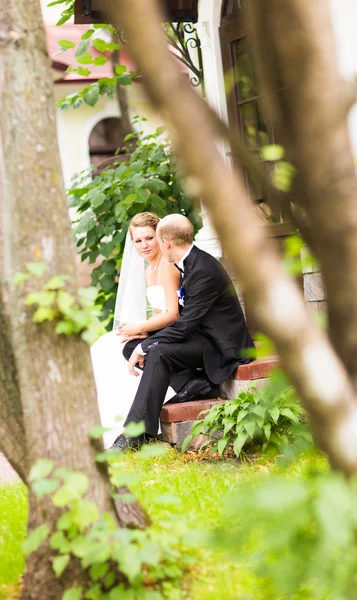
(157, 214), (193, 247)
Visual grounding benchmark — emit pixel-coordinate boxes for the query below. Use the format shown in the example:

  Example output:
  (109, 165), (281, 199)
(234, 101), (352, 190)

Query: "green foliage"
(25, 455), (196, 600)
(69, 124), (201, 326)
(182, 371), (311, 457)
(14, 262), (109, 344)
(217, 469), (357, 599)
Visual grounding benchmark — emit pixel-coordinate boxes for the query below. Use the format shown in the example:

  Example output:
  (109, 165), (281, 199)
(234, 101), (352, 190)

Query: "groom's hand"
(128, 348), (144, 376)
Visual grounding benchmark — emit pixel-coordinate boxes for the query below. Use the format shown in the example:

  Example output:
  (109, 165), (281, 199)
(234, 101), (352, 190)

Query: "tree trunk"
(101, 0), (357, 475)
(0, 1), (149, 597)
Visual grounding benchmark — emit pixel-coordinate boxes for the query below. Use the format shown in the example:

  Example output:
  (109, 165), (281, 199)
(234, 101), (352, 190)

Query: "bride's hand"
(118, 321), (144, 337)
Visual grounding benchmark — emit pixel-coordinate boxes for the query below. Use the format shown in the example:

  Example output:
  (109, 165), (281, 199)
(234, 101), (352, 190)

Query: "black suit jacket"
(141, 246), (255, 384)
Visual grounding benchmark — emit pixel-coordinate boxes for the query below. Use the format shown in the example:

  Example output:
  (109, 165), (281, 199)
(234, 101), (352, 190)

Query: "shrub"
(216, 469), (357, 599)
(68, 123), (201, 327)
(182, 372), (311, 457)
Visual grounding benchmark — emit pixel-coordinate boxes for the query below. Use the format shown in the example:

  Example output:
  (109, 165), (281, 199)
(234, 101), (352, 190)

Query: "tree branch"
(101, 0), (357, 475)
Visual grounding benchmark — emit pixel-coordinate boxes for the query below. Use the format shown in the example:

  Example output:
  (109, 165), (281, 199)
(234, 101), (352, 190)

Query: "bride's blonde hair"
(129, 212), (160, 238)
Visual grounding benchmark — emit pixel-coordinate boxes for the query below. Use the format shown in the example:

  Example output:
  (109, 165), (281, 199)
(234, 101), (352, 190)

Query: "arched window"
(89, 117), (130, 170)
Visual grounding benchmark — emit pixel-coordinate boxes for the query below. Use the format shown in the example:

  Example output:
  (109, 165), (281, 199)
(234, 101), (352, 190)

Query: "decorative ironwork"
(167, 22), (204, 91)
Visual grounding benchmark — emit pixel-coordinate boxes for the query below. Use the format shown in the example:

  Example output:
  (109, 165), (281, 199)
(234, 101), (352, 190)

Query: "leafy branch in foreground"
(216, 468), (357, 599)
(14, 262), (108, 344)
(183, 371), (312, 457)
(26, 455), (196, 600)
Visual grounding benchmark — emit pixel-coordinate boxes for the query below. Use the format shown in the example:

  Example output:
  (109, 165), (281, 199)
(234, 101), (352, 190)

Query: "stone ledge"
(160, 398), (225, 424)
(233, 357), (279, 380)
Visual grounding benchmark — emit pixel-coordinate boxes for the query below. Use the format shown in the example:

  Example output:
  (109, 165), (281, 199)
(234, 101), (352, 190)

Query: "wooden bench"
(160, 357), (279, 448)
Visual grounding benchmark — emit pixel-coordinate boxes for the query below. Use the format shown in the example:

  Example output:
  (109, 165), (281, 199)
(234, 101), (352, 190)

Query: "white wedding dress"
(90, 284), (175, 448)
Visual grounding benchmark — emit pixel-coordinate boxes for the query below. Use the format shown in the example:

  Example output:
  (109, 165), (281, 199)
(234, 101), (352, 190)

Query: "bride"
(90, 212), (181, 448)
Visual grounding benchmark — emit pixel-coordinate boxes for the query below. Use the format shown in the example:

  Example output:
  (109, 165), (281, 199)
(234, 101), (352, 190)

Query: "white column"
(194, 0), (229, 258)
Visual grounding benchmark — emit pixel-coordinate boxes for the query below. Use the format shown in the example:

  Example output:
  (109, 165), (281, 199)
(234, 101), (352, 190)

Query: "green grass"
(0, 482), (28, 598)
(0, 448), (328, 599)
(110, 447), (328, 599)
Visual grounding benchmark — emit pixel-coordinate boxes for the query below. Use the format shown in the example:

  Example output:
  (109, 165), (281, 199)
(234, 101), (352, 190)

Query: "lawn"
(0, 448), (328, 599)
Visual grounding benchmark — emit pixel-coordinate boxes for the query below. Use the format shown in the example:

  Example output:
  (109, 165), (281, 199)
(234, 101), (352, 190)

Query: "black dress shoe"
(170, 377), (220, 404)
(109, 433), (145, 452)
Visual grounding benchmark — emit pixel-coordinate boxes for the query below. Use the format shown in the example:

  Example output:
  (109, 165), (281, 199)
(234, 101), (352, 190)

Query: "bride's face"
(131, 226), (160, 261)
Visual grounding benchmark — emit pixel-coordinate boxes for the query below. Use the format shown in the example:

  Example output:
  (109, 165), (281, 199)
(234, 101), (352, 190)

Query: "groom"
(112, 214), (255, 450)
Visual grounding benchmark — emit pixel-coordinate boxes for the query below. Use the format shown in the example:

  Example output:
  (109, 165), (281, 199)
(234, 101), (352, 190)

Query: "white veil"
(113, 232), (147, 329)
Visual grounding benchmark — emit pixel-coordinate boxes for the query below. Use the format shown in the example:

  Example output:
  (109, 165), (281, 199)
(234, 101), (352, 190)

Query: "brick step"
(160, 398), (224, 424)
(233, 356), (279, 380)
(160, 357), (279, 426)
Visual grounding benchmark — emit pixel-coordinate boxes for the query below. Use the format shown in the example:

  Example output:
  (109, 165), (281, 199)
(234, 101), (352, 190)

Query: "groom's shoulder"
(195, 247), (228, 274)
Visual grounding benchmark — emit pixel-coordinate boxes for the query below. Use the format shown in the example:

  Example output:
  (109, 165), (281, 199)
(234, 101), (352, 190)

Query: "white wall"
(330, 0), (357, 156)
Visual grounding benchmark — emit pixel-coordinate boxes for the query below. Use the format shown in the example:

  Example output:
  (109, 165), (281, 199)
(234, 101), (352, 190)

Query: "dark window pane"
(240, 102), (258, 148)
(256, 100), (269, 147)
(231, 37), (256, 101)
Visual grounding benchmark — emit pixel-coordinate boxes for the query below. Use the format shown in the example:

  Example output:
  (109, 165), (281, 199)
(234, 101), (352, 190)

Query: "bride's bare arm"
(118, 262), (180, 336)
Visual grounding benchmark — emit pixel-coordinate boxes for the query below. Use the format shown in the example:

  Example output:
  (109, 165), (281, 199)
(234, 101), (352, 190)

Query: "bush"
(69, 123), (201, 326)
(215, 468), (357, 599)
(183, 372), (311, 457)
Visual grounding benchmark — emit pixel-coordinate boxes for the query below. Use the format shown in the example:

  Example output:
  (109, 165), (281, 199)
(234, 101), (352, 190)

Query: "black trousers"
(123, 337), (205, 436)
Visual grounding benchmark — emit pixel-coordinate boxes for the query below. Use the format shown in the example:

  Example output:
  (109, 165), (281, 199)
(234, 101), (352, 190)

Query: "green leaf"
(32, 478), (60, 499)
(26, 261), (47, 277)
(52, 554), (70, 577)
(29, 458), (55, 482)
(244, 420), (256, 439)
(13, 272), (30, 284)
(233, 433), (248, 457)
(63, 587), (83, 600)
(260, 144), (285, 161)
(25, 291), (56, 307)
(107, 42), (121, 52)
(75, 67), (91, 77)
(92, 38), (107, 52)
(280, 408), (299, 423)
(84, 87), (99, 107)
(93, 56), (107, 66)
(264, 423), (271, 441)
(57, 290), (75, 315)
(76, 52), (93, 65)
(71, 500), (99, 529)
(52, 473), (89, 507)
(217, 436), (229, 455)
(115, 64), (127, 76)
(236, 410), (248, 423)
(44, 275), (68, 290)
(89, 425), (112, 439)
(181, 434), (193, 453)
(59, 39), (76, 50)
(50, 531), (72, 553)
(55, 321), (75, 336)
(117, 74), (132, 86)
(23, 524), (50, 556)
(89, 562), (109, 581)
(124, 421), (145, 438)
(82, 29), (94, 40)
(76, 39), (90, 57)
(269, 407), (280, 423)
